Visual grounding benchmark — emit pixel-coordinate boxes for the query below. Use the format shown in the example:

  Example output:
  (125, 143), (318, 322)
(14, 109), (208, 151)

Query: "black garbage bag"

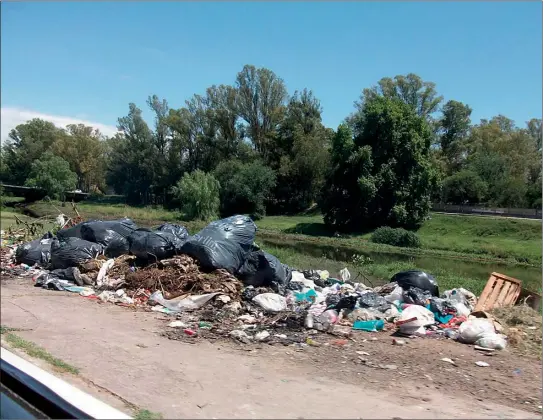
(333, 295), (358, 312)
(325, 293), (341, 308)
(50, 267), (84, 286)
(15, 236), (54, 267)
(156, 223), (189, 240)
(286, 281), (304, 292)
(34, 273), (65, 291)
(358, 291), (388, 309)
(80, 226), (128, 258)
(180, 215), (257, 273)
(240, 286), (272, 301)
(56, 220), (96, 240)
(127, 228), (186, 262)
(303, 269), (320, 281)
(236, 250), (292, 288)
(391, 270), (439, 296)
(50, 237), (103, 269)
(80, 219), (137, 257)
(402, 287), (433, 306)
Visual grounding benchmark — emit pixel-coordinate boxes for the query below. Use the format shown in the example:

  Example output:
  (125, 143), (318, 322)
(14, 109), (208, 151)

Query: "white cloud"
(1, 107), (119, 143)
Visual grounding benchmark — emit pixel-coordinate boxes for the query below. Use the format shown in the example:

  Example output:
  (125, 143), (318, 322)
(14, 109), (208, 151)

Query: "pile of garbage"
(2, 214), (508, 352)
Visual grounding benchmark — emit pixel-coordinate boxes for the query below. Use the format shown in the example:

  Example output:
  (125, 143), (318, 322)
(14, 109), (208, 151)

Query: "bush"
(442, 170), (487, 204)
(371, 226), (421, 248)
(171, 170), (220, 221)
(214, 160), (276, 219)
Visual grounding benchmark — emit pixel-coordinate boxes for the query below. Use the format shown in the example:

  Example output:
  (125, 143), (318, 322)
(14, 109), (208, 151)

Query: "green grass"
(0, 325), (80, 375)
(0, 210), (22, 230)
(258, 213), (541, 266)
(134, 409), (163, 420)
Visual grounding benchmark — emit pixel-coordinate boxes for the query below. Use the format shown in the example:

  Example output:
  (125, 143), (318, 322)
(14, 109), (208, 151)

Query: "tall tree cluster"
(1, 66), (541, 229)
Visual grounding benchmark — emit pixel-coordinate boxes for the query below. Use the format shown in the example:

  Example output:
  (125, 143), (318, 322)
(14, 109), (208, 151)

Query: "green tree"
(358, 73), (443, 120)
(438, 100), (472, 173)
(322, 96), (437, 231)
(441, 170), (487, 204)
(171, 170), (220, 221)
(52, 124), (108, 192)
(1, 119), (62, 185)
(107, 104), (158, 204)
(214, 159), (276, 219)
(24, 152), (77, 199)
(235, 64), (288, 160)
(272, 89), (331, 212)
(466, 116), (538, 207)
(526, 118), (542, 151)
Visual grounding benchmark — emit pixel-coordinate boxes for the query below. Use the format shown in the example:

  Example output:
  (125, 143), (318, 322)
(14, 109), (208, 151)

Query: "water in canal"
(260, 237), (542, 290)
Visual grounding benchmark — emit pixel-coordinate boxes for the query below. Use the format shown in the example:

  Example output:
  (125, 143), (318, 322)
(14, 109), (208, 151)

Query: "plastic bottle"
(304, 313), (314, 329)
(318, 309), (339, 325)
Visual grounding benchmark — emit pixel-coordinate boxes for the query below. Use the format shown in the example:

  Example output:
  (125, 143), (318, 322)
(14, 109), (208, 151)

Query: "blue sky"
(1, 1), (541, 140)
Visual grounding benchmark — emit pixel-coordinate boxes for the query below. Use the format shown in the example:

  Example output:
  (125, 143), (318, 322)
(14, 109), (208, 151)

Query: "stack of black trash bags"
(15, 215), (293, 292)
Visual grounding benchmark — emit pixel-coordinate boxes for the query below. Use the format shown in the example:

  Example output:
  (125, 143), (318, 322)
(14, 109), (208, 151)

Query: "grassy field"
(257, 213), (542, 266)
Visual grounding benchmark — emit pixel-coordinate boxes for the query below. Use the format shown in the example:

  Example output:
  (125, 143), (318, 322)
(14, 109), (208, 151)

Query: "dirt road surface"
(1, 278), (540, 419)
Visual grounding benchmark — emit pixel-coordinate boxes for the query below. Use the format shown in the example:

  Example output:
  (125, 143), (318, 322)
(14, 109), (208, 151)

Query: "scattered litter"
(475, 361), (490, 367)
(230, 330), (252, 344)
(252, 293), (287, 312)
(255, 330), (270, 341)
(441, 358), (456, 365)
(3, 213), (526, 364)
(339, 268), (351, 282)
(168, 321), (188, 328)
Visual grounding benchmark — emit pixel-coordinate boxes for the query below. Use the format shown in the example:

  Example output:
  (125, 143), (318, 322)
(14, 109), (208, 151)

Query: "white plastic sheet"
(149, 291), (219, 312)
(252, 293), (287, 312)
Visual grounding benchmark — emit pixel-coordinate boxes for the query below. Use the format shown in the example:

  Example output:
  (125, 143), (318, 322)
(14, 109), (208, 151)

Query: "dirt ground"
(1, 276), (541, 419)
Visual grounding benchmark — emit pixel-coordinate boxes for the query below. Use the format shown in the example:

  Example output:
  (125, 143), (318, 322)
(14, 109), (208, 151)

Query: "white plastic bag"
(291, 271), (306, 283)
(385, 285), (404, 303)
(442, 288), (477, 311)
(398, 305), (435, 334)
(252, 293), (287, 312)
(457, 318), (495, 344)
(450, 301), (471, 317)
(475, 332), (507, 350)
(339, 268), (351, 282)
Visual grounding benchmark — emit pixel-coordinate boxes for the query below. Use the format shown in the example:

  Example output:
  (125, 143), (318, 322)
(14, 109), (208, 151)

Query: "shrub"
(214, 160), (276, 219)
(442, 170), (487, 204)
(371, 226), (421, 248)
(171, 170), (220, 221)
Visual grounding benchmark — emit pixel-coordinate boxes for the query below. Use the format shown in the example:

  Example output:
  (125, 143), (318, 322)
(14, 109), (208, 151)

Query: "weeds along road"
(1, 277), (540, 419)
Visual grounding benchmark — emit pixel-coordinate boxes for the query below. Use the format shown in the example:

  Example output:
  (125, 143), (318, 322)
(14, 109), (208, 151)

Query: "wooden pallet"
(474, 272), (522, 312)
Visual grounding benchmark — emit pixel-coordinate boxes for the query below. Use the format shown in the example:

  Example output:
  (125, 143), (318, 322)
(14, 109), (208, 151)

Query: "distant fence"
(432, 203), (542, 220)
